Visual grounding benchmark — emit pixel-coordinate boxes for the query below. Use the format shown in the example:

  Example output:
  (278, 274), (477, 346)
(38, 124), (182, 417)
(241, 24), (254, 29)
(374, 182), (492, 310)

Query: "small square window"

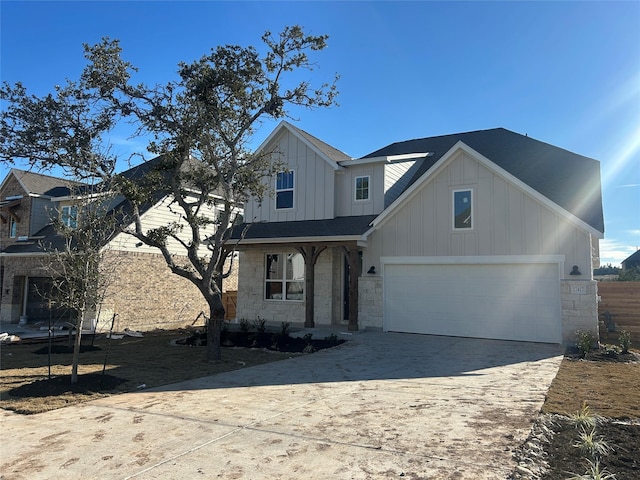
(355, 176), (370, 201)
(276, 171), (294, 210)
(453, 189), (473, 230)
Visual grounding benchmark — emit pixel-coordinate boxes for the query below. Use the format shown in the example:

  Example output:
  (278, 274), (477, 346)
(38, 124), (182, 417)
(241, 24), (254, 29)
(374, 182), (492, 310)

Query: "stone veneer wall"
(236, 248), (339, 325)
(561, 279), (599, 345)
(358, 275), (383, 329)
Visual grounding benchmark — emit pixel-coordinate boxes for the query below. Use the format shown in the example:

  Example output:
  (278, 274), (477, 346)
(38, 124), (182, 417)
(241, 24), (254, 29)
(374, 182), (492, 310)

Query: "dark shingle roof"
(363, 128), (604, 233)
(286, 122), (352, 164)
(230, 215), (377, 241)
(9, 169), (85, 197)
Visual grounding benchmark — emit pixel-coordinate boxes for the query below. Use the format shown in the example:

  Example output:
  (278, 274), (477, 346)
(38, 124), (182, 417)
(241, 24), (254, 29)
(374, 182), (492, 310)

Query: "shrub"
(566, 459), (617, 480)
(576, 330), (597, 358)
(280, 322), (291, 337)
(324, 333), (339, 345)
(618, 330), (631, 354)
(239, 318), (251, 334)
(570, 402), (601, 431)
(253, 318), (267, 334)
(574, 427), (611, 460)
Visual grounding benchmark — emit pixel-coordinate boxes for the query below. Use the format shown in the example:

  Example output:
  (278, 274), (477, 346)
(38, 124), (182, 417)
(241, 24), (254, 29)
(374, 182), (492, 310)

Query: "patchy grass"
(0, 329), (292, 414)
(543, 356), (640, 419)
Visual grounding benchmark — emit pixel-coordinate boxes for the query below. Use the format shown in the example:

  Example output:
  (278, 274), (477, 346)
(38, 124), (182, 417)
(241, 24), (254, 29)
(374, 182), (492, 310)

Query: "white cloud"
(599, 239), (638, 266)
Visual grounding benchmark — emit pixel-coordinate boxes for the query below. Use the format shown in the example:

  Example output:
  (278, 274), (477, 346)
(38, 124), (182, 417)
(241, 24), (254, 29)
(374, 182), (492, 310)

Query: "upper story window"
(276, 171), (294, 210)
(355, 176), (370, 201)
(9, 217), (17, 238)
(61, 205), (78, 229)
(453, 189), (473, 230)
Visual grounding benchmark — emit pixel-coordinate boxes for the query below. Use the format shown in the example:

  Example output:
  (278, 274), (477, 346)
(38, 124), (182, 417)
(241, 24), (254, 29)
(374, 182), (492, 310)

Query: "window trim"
(61, 205), (78, 229)
(452, 188), (473, 230)
(354, 175), (370, 202)
(275, 170), (295, 210)
(265, 252), (305, 302)
(9, 216), (17, 238)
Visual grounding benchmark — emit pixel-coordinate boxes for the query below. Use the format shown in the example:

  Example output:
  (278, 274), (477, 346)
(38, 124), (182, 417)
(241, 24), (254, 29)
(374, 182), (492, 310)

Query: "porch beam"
(342, 243), (360, 332)
(296, 245), (327, 328)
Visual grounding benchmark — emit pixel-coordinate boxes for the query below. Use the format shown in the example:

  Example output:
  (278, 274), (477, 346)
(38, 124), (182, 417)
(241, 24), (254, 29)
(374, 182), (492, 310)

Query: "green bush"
(618, 330), (631, 354)
(575, 331), (597, 358)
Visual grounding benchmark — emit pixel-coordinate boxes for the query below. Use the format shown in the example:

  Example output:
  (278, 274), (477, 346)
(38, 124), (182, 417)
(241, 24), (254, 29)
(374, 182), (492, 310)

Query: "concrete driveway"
(0, 331), (563, 479)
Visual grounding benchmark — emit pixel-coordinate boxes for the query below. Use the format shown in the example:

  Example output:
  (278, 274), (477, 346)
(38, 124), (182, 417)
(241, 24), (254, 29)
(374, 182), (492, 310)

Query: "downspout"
(19, 276), (28, 324)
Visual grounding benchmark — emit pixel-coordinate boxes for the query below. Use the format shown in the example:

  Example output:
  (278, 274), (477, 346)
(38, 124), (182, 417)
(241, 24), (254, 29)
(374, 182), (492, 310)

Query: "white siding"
(109, 195), (218, 256)
(384, 161), (420, 208)
(244, 130), (337, 222)
(364, 151), (593, 279)
(335, 163), (385, 216)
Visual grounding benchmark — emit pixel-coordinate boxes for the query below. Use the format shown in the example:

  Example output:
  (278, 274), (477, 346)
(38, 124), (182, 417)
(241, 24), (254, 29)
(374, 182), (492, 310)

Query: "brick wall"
(0, 174), (32, 245)
(0, 256), (47, 323)
(99, 250), (215, 332)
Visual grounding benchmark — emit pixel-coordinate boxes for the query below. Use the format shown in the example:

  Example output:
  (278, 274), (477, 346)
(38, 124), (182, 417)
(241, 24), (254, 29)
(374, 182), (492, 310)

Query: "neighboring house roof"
(229, 215), (378, 243)
(362, 128), (604, 233)
(2, 168), (86, 197)
(621, 249), (640, 269)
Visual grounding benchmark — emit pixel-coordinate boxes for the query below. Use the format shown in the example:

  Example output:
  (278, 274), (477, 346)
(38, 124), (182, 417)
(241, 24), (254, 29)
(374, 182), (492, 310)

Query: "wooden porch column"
(343, 244), (360, 332)
(297, 245), (326, 328)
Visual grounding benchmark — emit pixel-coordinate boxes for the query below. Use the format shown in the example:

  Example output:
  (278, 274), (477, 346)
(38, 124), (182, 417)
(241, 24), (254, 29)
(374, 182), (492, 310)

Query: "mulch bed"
(176, 329), (345, 353)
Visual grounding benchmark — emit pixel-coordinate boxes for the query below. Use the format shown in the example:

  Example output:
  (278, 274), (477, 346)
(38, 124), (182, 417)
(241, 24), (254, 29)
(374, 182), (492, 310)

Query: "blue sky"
(2, 1), (639, 266)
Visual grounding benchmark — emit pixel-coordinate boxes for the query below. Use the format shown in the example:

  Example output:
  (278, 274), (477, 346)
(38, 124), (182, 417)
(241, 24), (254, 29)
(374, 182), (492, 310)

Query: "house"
(230, 121), (604, 345)
(621, 249), (640, 271)
(0, 159), (239, 332)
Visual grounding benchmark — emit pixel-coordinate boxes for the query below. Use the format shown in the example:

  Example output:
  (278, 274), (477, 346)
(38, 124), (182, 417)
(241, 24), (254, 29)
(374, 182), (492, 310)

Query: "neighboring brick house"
(231, 121), (604, 345)
(0, 162), (239, 332)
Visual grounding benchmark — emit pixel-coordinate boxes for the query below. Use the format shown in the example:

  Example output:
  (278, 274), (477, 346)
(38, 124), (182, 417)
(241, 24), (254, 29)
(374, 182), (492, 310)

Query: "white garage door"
(383, 261), (561, 343)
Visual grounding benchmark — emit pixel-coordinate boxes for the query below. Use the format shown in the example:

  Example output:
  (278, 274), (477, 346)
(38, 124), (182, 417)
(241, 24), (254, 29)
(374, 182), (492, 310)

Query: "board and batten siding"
(335, 163), (385, 217)
(244, 129), (336, 222)
(364, 151), (593, 279)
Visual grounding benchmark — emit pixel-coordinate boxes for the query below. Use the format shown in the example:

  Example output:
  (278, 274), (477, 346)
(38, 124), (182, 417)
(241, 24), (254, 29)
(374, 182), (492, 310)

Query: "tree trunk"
(206, 295), (225, 362)
(70, 310), (84, 384)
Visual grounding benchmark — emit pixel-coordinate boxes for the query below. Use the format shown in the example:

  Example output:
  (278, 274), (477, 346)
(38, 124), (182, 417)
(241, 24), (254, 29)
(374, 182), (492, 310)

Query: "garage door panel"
(384, 261), (561, 343)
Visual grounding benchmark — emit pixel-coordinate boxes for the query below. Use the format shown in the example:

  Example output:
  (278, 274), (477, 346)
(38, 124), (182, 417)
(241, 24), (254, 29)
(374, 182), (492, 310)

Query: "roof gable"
(363, 128), (604, 233)
(2, 169), (85, 197)
(256, 121), (350, 170)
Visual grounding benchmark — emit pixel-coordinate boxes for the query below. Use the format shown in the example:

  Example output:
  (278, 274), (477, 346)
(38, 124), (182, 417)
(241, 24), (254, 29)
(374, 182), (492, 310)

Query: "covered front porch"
(230, 216), (377, 331)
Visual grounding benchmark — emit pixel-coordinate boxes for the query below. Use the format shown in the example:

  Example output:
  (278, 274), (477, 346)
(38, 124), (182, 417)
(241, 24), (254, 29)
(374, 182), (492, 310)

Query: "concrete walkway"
(0, 332), (563, 479)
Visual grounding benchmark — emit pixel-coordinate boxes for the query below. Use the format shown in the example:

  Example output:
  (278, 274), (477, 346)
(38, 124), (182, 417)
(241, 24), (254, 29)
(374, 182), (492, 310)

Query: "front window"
(265, 253), (304, 301)
(61, 205), (78, 228)
(453, 189), (473, 230)
(9, 217), (17, 238)
(355, 176), (370, 201)
(276, 171), (294, 210)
